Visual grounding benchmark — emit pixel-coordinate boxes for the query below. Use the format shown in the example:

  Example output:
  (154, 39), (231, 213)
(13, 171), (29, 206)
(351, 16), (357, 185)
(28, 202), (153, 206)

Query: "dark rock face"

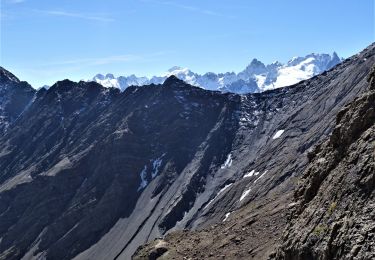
(275, 67), (375, 260)
(0, 67), (36, 134)
(0, 76), (239, 260)
(0, 44), (374, 260)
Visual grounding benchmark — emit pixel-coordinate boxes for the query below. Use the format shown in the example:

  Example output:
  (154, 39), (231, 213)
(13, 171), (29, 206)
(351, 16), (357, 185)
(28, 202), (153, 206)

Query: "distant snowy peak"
(93, 73), (149, 91)
(90, 52), (342, 94)
(256, 53), (337, 91)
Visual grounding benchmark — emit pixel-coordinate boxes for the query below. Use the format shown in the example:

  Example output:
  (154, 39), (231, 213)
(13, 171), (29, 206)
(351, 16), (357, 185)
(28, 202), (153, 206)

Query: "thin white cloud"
(140, 0), (234, 19)
(35, 10), (114, 22)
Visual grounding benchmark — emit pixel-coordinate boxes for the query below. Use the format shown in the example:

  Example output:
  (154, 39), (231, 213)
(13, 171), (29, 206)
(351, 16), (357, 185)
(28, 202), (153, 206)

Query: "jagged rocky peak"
(105, 73), (115, 79)
(267, 60), (282, 69)
(47, 79), (80, 94)
(162, 75), (186, 87)
(93, 73), (105, 80)
(51, 78), (76, 88)
(49, 79), (105, 92)
(330, 51), (341, 64)
(90, 52), (343, 94)
(244, 58), (267, 73)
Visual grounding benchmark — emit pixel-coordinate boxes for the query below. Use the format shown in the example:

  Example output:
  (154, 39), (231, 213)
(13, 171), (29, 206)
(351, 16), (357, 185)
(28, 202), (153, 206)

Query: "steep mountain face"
(0, 67), (36, 134)
(92, 52), (341, 93)
(133, 45), (374, 259)
(0, 44), (372, 260)
(275, 67), (375, 260)
(0, 76), (241, 260)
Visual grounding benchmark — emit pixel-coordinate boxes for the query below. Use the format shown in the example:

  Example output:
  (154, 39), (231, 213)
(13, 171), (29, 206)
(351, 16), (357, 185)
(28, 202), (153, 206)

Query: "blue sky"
(0, 0), (374, 87)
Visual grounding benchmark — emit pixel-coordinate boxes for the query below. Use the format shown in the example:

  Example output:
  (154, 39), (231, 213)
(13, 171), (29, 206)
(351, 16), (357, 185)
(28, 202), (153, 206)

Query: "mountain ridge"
(91, 52), (342, 94)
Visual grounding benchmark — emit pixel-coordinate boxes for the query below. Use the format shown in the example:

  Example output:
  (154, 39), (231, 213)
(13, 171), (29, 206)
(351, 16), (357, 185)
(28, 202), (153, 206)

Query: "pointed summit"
(326, 51), (342, 70)
(163, 75), (184, 87)
(238, 58), (267, 79)
(49, 79), (76, 92)
(249, 58), (265, 67)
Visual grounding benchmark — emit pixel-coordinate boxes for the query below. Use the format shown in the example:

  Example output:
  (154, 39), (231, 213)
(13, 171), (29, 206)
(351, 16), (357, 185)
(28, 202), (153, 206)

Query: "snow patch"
(243, 170), (255, 178)
(254, 170), (268, 184)
(137, 166), (148, 191)
(151, 154), (165, 179)
(217, 183), (233, 197)
(204, 183), (233, 210)
(223, 212), (231, 222)
(220, 153), (233, 169)
(239, 187), (252, 201)
(272, 130), (285, 139)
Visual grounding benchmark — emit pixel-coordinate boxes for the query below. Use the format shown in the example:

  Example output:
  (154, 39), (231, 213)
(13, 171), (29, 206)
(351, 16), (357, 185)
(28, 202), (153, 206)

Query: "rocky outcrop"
(133, 195), (291, 259)
(275, 66), (375, 259)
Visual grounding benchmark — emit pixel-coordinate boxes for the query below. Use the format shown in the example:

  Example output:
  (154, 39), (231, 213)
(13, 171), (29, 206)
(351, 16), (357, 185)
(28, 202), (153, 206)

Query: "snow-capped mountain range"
(91, 52), (342, 94)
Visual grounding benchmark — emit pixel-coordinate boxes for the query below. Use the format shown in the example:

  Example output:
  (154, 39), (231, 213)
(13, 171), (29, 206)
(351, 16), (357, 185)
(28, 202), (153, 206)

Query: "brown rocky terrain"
(134, 194), (291, 260)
